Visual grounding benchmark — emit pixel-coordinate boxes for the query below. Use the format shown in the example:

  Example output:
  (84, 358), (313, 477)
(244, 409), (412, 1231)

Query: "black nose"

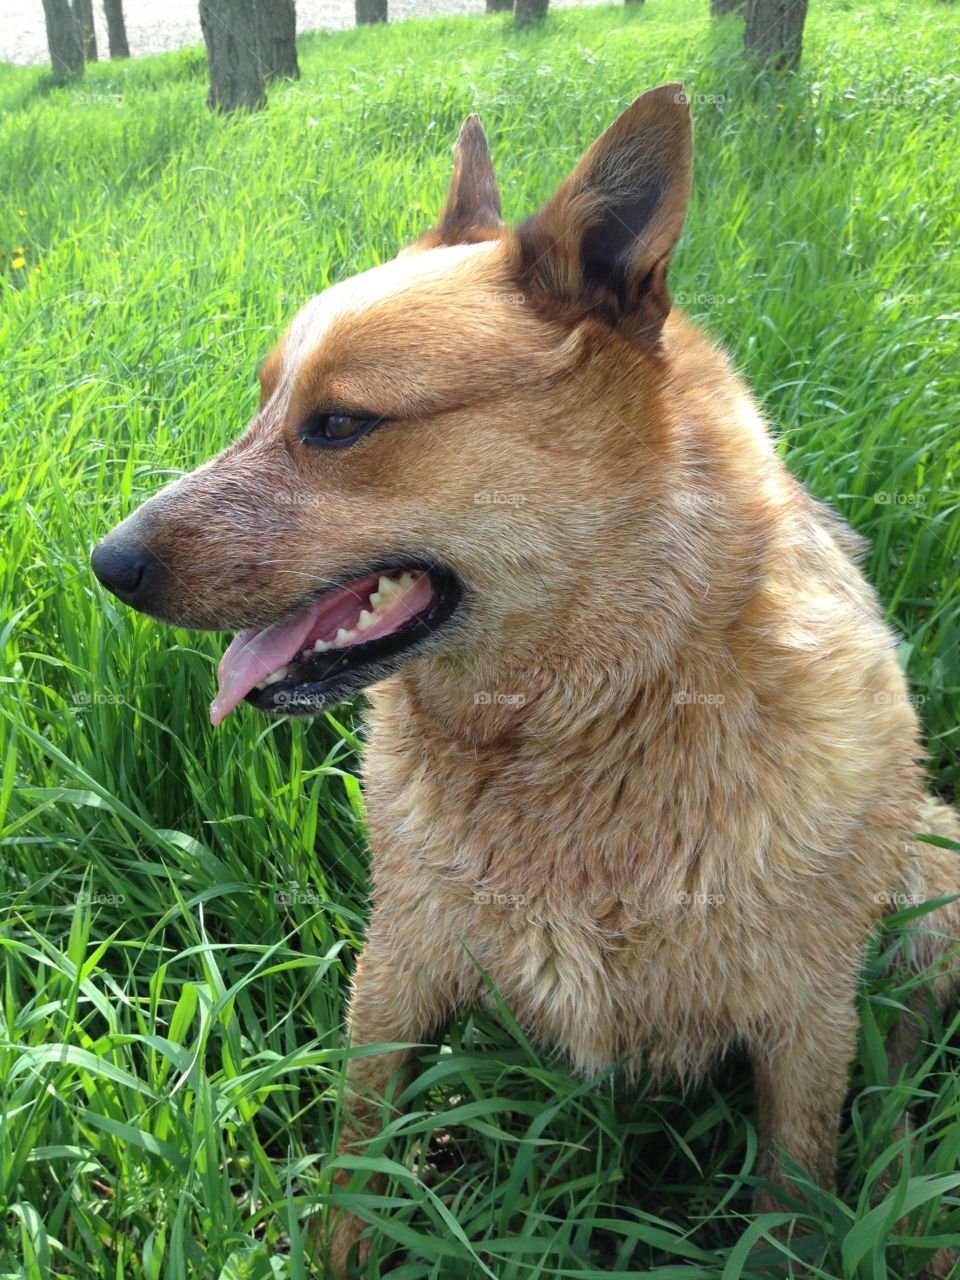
(91, 538), (152, 603)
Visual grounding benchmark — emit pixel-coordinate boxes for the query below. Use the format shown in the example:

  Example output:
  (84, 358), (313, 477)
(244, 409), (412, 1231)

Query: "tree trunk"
(102, 0), (130, 58)
(514, 0), (547, 26)
(42, 0), (84, 81)
(743, 0), (808, 69)
(485, 0), (513, 11)
(199, 0), (266, 111)
(257, 0), (299, 79)
(355, 0), (387, 23)
(711, 0), (742, 12)
(72, 0), (98, 60)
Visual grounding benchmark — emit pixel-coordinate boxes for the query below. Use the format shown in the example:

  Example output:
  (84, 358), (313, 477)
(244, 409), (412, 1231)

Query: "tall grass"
(1, 1), (958, 1276)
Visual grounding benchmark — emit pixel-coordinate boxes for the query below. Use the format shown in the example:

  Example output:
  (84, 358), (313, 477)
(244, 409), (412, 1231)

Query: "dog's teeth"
(375, 574), (395, 602)
(334, 627), (355, 646)
(368, 570), (422, 616)
(313, 638), (330, 653)
(357, 609), (375, 631)
(374, 574), (406, 606)
(263, 666), (287, 686)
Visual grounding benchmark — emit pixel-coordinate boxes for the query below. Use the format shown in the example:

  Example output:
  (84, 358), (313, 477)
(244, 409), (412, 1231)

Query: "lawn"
(1, 0), (959, 1276)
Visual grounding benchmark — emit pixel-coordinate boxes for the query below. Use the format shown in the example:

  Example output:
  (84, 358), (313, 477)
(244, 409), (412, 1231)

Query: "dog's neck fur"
(388, 315), (787, 751)
(365, 309), (923, 913)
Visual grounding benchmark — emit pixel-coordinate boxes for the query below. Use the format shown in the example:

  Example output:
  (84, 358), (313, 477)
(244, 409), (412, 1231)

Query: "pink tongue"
(210, 602), (323, 726)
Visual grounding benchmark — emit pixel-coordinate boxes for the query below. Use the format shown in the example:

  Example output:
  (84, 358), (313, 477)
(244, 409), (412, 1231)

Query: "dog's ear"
(514, 84), (692, 346)
(434, 115), (503, 246)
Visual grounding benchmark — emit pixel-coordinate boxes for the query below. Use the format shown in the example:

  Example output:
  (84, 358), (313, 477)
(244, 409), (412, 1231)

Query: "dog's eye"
(299, 411), (383, 449)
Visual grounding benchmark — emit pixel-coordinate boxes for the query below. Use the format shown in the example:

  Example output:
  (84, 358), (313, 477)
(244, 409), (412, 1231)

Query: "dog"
(91, 84), (960, 1276)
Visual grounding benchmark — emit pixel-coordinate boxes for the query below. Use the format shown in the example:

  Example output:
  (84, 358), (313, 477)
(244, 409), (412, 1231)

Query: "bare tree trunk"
(514, 0), (547, 25)
(199, 0), (265, 111)
(485, 0), (513, 11)
(102, 0), (130, 57)
(711, 0), (742, 12)
(257, 0), (299, 79)
(72, 0), (98, 59)
(743, 0), (808, 69)
(355, 0), (387, 22)
(42, 0), (84, 81)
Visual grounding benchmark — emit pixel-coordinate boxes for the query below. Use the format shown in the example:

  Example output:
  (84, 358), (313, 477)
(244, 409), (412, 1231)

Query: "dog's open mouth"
(210, 562), (462, 724)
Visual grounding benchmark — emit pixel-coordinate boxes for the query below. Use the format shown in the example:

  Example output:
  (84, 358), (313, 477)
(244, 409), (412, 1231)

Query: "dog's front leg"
(749, 994), (859, 1214)
(317, 913), (475, 1277)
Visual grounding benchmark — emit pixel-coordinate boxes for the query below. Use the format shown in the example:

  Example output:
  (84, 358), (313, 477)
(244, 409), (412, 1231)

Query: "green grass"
(1, 0), (959, 1276)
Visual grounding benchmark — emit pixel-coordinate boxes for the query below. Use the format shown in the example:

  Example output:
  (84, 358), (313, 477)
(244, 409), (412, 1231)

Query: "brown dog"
(92, 85), (959, 1275)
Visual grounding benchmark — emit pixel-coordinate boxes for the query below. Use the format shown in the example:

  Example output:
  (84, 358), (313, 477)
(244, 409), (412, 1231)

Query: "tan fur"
(93, 85), (960, 1276)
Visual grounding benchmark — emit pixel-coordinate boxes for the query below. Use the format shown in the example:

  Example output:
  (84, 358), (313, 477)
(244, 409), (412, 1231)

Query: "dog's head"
(91, 85), (692, 723)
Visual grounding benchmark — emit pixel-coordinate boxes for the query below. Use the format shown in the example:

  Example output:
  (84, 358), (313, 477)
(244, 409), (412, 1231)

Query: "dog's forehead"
(282, 239), (502, 374)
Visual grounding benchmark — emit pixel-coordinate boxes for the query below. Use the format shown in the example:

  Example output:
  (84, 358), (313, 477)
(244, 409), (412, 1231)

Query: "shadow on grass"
(0, 44), (207, 116)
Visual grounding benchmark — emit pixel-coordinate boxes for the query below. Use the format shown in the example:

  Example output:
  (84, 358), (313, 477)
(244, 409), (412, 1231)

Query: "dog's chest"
(468, 890), (746, 1078)
(363, 725), (766, 1079)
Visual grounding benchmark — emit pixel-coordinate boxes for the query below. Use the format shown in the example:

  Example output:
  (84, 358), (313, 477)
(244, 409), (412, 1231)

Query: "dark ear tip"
(457, 113), (487, 145)
(634, 81), (691, 112)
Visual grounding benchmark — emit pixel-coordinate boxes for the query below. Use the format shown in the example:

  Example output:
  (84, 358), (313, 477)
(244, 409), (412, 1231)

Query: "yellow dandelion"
(11, 257), (26, 269)
(13, 246), (25, 254)
(18, 209), (26, 217)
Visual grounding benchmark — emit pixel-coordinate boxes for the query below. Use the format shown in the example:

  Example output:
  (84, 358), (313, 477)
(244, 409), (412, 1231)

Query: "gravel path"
(3, 0), (600, 67)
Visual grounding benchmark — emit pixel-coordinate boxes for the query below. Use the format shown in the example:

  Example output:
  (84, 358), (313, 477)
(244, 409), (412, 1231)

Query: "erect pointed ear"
(514, 84), (692, 346)
(433, 114), (503, 246)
